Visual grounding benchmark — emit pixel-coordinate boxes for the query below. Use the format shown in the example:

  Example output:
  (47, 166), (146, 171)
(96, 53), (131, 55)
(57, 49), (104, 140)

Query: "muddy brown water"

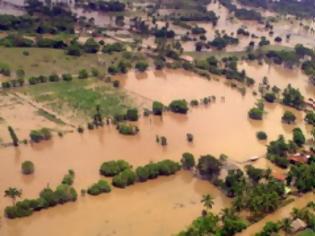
(0, 64), (313, 235)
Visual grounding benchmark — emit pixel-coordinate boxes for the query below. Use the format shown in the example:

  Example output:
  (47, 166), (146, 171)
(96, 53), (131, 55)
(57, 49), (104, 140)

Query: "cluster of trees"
(78, 1), (126, 12)
(238, 0), (315, 18)
(176, 11), (218, 25)
(100, 160), (131, 177)
(282, 111), (296, 124)
(209, 35), (239, 50)
(154, 27), (175, 38)
(100, 159), (181, 188)
(282, 84), (304, 109)
(5, 170), (77, 219)
(87, 180), (111, 196)
(29, 128), (52, 143)
(113, 160), (181, 188)
(287, 163), (315, 192)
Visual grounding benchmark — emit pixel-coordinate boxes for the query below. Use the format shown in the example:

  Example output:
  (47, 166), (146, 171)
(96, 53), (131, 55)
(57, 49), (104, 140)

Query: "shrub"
(87, 180), (111, 195)
(305, 111), (315, 126)
(152, 101), (164, 115)
(169, 100), (188, 114)
(157, 160), (181, 175)
(256, 131), (267, 140)
(135, 166), (150, 182)
(62, 169), (75, 185)
(248, 107), (263, 120)
(21, 161), (34, 175)
(100, 160), (130, 177)
(126, 108), (139, 121)
(181, 153), (195, 169)
(112, 169), (136, 188)
(117, 123), (139, 135)
(264, 92), (276, 103)
(78, 69), (89, 79)
(282, 111), (296, 124)
(62, 73), (72, 81)
(29, 128), (52, 143)
(135, 61), (149, 72)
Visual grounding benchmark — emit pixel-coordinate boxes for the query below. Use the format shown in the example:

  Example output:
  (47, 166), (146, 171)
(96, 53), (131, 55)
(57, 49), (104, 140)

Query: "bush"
(135, 166), (150, 182)
(256, 131), (267, 140)
(78, 69), (89, 79)
(264, 92), (276, 103)
(62, 169), (75, 185)
(29, 128), (52, 143)
(100, 160), (130, 177)
(305, 111), (315, 125)
(282, 111), (296, 124)
(62, 73), (72, 81)
(21, 161), (34, 175)
(248, 107), (263, 120)
(169, 100), (188, 114)
(117, 123), (139, 135)
(152, 101), (164, 115)
(87, 180), (111, 195)
(126, 108), (139, 121)
(112, 169), (136, 188)
(181, 153), (195, 169)
(135, 61), (149, 72)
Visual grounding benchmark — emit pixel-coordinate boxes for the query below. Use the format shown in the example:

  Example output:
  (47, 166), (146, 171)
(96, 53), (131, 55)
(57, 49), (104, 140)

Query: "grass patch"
(297, 229), (315, 236)
(21, 79), (133, 121)
(36, 108), (66, 125)
(0, 47), (125, 77)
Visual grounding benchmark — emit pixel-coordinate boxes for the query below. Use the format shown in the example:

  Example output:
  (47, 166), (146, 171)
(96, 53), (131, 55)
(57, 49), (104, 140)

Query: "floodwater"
(0, 67), (313, 235)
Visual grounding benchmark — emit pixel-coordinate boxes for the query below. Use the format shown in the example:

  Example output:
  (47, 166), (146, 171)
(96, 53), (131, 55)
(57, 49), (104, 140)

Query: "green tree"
(181, 152), (195, 170)
(282, 111), (296, 124)
(21, 161), (34, 175)
(4, 187), (22, 205)
(135, 61), (149, 72)
(293, 127), (305, 147)
(201, 194), (214, 210)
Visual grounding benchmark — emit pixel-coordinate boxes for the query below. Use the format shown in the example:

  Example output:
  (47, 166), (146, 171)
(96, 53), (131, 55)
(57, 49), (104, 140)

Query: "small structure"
(288, 153), (311, 165)
(272, 172), (286, 182)
(290, 218), (307, 233)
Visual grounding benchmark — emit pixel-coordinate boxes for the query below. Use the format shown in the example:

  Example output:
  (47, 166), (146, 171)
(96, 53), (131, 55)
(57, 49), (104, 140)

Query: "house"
(272, 172), (286, 181)
(291, 218), (307, 233)
(288, 153), (311, 164)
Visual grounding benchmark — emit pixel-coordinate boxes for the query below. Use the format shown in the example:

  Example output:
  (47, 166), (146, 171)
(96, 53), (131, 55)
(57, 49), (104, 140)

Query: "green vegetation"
(29, 128), (52, 143)
(23, 79), (133, 120)
(152, 101), (164, 115)
(292, 128), (305, 147)
(305, 111), (315, 126)
(256, 131), (267, 140)
(4, 170), (77, 219)
(169, 100), (189, 114)
(282, 111), (296, 124)
(21, 161), (34, 175)
(87, 180), (111, 196)
(100, 160), (131, 177)
(112, 169), (137, 188)
(248, 100), (264, 120)
(282, 84), (304, 109)
(117, 123), (139, 135)
(181, 153), (195, 170)
(61, 170), (75, 185)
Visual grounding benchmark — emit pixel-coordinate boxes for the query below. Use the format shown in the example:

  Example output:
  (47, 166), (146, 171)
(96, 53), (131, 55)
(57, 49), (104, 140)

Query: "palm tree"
(201, 194), (214, 211)
(4, 187), (22, 205)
